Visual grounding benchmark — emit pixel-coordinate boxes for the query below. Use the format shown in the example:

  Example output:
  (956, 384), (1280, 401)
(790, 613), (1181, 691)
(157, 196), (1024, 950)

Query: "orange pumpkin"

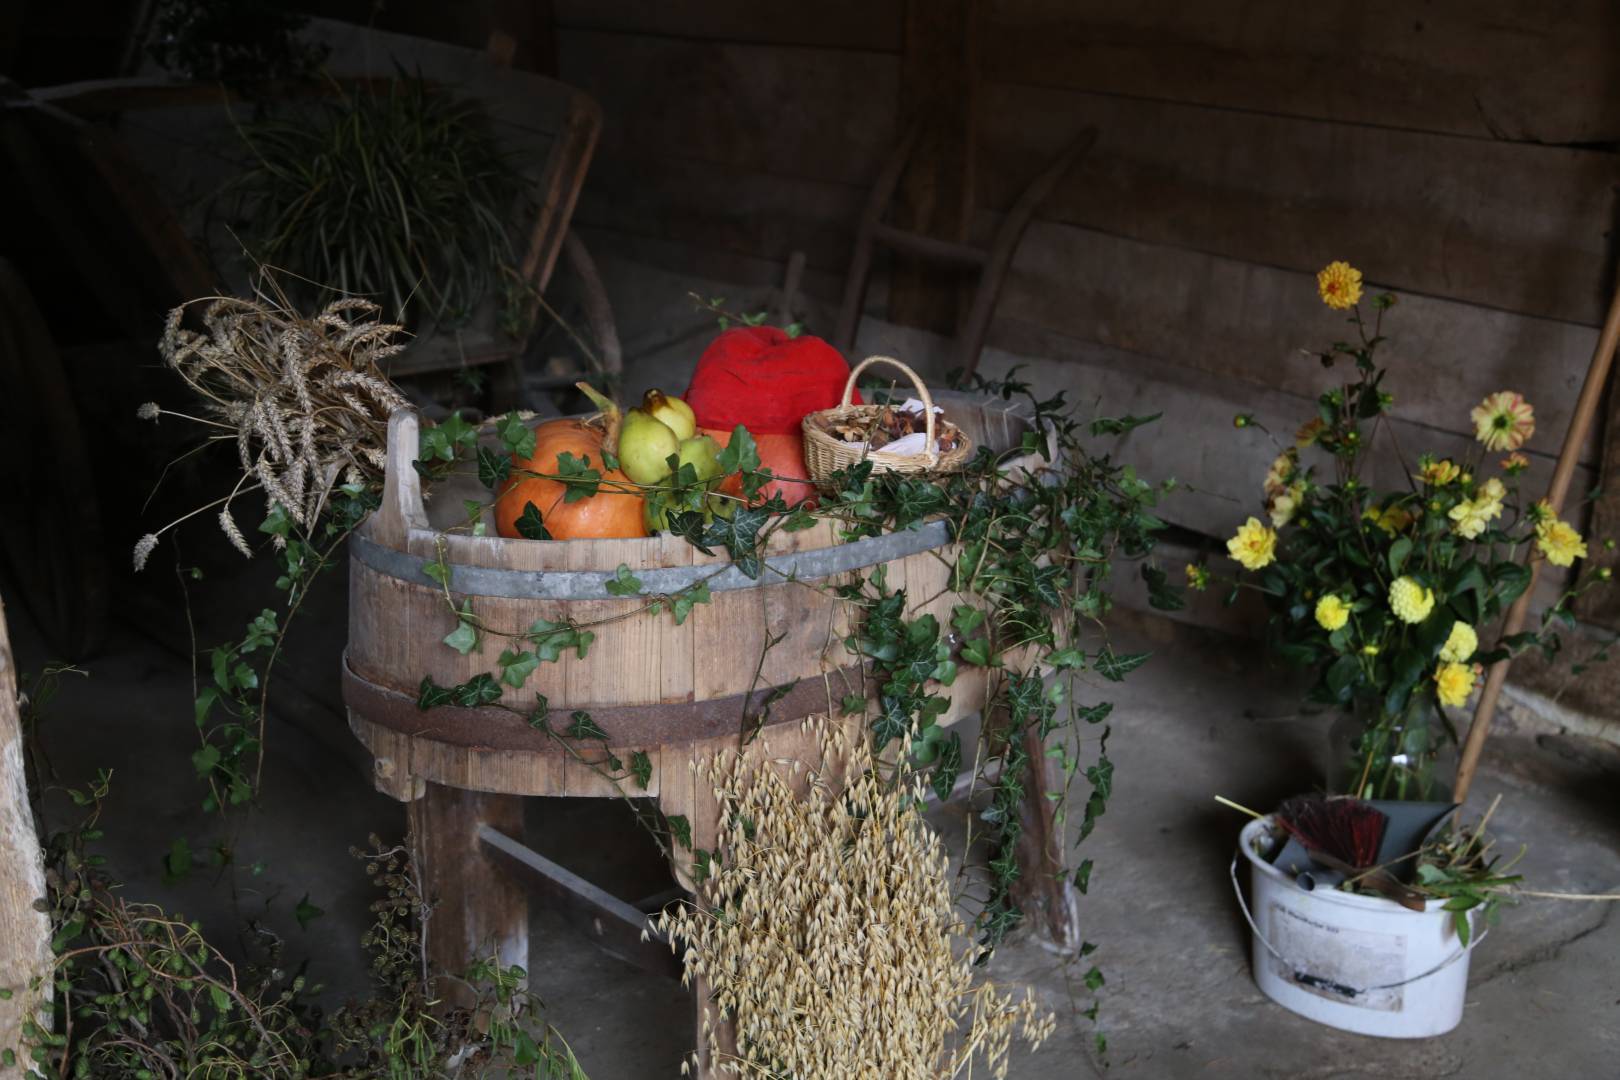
(494, 418), (648, 540)
(702, 426), (817, 508)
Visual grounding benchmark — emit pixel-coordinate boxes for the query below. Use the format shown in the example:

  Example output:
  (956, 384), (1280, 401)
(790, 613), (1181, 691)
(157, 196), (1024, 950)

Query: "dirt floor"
(9, 566), (1619, 1079)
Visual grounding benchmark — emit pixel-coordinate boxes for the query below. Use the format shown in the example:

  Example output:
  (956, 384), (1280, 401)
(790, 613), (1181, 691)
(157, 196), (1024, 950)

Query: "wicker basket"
(801, 355), (974, 485)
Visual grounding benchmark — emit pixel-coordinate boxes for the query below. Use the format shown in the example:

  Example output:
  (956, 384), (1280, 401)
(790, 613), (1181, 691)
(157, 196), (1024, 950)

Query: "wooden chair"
(834, 124), (1097, 379)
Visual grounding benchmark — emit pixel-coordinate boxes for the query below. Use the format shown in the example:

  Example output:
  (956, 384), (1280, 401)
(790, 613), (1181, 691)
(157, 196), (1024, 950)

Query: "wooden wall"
(554, 0), (1620, 556)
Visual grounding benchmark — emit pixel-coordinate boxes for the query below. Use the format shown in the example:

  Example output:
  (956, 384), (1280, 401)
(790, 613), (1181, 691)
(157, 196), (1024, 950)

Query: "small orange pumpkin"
(495, 415), (648, 540)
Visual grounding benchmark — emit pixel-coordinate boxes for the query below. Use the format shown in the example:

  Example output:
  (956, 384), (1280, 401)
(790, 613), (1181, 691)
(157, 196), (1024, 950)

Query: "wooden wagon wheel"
(0, 260), (108, 660)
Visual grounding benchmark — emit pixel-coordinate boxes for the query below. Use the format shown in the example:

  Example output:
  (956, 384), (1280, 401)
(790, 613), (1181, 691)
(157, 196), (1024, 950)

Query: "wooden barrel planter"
(343, 393), (1056, 1069)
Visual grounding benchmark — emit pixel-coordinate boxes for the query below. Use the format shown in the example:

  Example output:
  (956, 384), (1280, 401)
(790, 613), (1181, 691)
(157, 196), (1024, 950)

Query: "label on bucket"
(1268, 902), (1406, 1012)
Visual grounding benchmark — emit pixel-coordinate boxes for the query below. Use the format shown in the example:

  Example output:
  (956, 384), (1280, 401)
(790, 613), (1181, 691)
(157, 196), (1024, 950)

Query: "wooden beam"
(478, 824), (680, 979)
(888, 0), (979, 336)
(0, 599), (51, 1059)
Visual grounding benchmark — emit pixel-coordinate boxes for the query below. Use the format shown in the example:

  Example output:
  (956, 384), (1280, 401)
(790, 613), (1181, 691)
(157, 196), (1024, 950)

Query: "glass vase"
(1328, 695), (1455, 802)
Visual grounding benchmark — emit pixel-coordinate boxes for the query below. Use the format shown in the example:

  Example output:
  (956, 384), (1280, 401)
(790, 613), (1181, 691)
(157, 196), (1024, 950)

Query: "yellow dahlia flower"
(1536, 515), (1588, 567)
(1418, 458), (1461, 486)
(1227, 517), (1278, 571)
(1471, 391), (1535, 452)
(1317, 261), (1363, 310)
(1185, 563), (1210, 591)
(1389, 576), (1435, 624)
(1363, 504), (1413, 536)
(1434, 661), (1475, 708)
(1315, 594), (1350, 632)
(1440, 621), (1478, 663)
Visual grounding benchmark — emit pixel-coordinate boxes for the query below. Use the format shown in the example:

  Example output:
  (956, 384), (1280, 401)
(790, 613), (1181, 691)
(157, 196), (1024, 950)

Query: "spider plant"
(232, 76), (527, 330)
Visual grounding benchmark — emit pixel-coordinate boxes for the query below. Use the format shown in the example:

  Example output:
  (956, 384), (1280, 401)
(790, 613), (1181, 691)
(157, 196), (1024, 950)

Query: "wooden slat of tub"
(566, 538), (660, 712)
(656, 535), (697, 705)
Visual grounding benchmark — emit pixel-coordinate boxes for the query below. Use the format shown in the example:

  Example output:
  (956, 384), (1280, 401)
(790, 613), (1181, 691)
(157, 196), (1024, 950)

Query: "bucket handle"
(1229, 849), (1487, 997)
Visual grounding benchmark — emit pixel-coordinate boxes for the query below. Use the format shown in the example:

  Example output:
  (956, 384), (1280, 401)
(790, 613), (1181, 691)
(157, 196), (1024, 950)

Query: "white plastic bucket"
(1234, 816), (1482, 1038)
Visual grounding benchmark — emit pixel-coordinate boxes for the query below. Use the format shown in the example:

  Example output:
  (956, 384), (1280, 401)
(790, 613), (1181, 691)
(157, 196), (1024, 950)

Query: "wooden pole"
(1454, 279), (1620, 801)
(0, 598), (53, 1057)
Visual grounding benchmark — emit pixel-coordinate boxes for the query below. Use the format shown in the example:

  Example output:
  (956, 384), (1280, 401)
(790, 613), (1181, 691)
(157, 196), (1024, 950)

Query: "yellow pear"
(643, 389), (696, 441)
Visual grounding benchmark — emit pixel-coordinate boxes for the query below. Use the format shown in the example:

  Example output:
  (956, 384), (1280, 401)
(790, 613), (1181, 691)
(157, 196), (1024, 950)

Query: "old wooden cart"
(344, 396), (1078, 1073)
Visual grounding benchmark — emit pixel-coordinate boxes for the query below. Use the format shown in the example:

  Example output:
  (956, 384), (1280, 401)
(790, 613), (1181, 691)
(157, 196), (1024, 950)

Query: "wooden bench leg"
(408, 782), (528, 1008)
(1010, 723), (1083, 952)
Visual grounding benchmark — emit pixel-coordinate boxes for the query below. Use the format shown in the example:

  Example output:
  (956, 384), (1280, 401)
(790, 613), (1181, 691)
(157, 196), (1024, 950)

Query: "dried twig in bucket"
(134, 292), (409, 568)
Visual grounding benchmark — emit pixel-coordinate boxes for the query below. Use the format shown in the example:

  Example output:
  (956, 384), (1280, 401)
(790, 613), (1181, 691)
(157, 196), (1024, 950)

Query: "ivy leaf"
(565, 710), (609, 741)
(692, 849), (714, 884)
(666, 814), (693, 850)
(417, 676), (455, 710)
(527, 618), (594, 661)
(442, 603), (479, 655)
(477, 445), (511, 490)
(930, 731), (963, 801)
(780, 507), (818, 531)
(605, 563), (644, 596)
(191, 744), (220, 780)
(419, 412), (477, 462)
(515, 501), (551, 540)
(527, 696), (549, 728)
(294, 893), (325, 930)
(423, 553), (450, 587)
(716, 425), (763, 496)
(498, 648), (540, 688)
(703, 504), (771, 580)
(1094, 647), (1150, 682)
(629, 750), (653, 790)
(1089, 412), (1161, 437)
(555, 452), (602, 503)
(1141, 564), (1186, 612)
(452, 673), (503, 707)
(1388, 537), (1414, 577)
(672, 581), (712, 625)
(1083, 966), (1106, 992)
(162, 837), (192, 885)
(1073, 858), (1094, 894)
(1075, 703), (1113, 725)
(667, 510), (716, 554)
(496, 412), (537, 459)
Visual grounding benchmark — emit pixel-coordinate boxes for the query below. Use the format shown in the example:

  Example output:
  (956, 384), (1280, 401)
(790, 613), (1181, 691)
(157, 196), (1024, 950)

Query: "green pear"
(677, 435), (723, 484)
(643, 389), (696, 441)
(619, 408), (680, 485)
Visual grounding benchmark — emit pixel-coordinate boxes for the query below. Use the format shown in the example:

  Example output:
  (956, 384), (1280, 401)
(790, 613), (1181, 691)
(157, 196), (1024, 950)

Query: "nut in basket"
(801, 356), (974, 485)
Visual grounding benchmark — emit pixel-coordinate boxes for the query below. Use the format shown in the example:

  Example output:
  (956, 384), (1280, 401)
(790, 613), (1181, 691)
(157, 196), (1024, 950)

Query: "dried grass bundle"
(653, 719), (1054, 1079)
(134, 293), (408, 569)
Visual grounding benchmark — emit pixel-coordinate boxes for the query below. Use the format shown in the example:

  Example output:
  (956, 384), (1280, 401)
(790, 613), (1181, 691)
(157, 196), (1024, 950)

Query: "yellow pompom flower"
(1434, 661), (1475, 708)
(1440, 621), (1478, 663)
(1317, 261), (1364, 310)
(1388, 576), (1435, 624)
(1536, 515), (1588, 567)
(1227, 517), (1278, 571)
(1471, 391), (1535, 452)
(1314, 594), (1350, 632)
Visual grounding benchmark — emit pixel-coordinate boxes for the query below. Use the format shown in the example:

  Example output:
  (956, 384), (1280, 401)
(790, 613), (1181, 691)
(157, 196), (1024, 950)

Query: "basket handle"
(841, 355), (938, 464)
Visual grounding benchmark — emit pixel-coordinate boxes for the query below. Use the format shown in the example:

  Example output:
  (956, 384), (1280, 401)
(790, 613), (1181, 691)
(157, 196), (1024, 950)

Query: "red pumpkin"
(494, 418), (648, 540)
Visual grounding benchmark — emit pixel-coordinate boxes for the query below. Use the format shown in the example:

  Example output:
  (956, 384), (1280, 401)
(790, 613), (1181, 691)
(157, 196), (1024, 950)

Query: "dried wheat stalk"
(133, 294), (408, 569)
(653, 718), (1055, 1079)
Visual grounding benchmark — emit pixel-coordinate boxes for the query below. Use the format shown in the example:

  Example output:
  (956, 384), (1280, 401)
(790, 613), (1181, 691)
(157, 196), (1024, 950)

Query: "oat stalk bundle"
(653, 719), (1054, 1079)
(134, 293), (408, 569)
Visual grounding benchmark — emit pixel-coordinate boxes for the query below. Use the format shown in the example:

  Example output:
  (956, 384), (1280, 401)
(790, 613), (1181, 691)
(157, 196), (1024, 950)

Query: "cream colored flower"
(1440, 622), (1478, 664)
(1227, 517), (1278, 571)
(1471, 391), (1535, 452)
(1389, 576), (1435, 624)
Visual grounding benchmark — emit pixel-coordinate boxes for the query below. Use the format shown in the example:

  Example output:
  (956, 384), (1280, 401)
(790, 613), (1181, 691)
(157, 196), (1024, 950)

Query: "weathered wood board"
(981, 0), (1620, 144)
(554, 0), (905, 51)
(980, 81), (1620, 328)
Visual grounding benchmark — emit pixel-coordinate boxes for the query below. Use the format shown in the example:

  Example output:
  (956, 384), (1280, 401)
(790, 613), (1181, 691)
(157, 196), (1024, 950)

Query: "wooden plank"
(981, 0), (1620, 144)
(994, 220), (1603, 458)
(980, 81), (1620, 328)
(553, 0), (905, 51)
(574, 153), (864, 274)
(556, 29), (899, 188)
(0, 600), (51, 1060)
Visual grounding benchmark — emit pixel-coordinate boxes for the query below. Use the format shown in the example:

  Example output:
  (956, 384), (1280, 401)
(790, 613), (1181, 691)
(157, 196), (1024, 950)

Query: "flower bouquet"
(1203, 262), (1607, 801)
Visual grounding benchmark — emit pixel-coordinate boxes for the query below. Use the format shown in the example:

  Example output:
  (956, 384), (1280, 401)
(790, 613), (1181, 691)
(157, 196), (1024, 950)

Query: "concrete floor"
(9, 567), (1619, 1079)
